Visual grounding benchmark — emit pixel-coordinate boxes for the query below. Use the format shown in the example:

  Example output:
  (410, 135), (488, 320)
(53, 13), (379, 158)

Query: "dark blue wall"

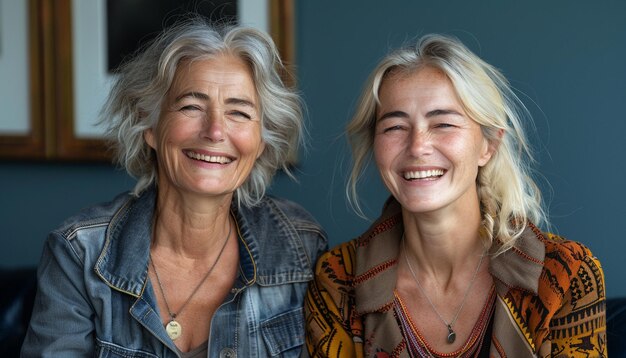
(1, 1), (624, 297)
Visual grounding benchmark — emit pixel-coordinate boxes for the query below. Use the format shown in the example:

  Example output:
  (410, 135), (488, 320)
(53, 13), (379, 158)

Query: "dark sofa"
(0, 268), (37, 357)
(2, 268), (624, 356)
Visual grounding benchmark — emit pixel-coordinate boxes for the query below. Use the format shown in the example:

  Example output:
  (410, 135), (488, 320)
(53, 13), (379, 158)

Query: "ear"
(144, 128), (157, 150)
(478, 129), (503, 167)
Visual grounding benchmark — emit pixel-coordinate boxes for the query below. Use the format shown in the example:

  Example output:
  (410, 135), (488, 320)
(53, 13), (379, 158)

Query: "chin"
(396, 196), (443, 214)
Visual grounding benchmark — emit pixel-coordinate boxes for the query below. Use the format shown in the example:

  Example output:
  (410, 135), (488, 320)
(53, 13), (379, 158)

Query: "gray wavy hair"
(99, 17), (304, 207)
(347, 34), (547, 252)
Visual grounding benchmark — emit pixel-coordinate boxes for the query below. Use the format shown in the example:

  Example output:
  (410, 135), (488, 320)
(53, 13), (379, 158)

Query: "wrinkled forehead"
(173, 53), (253, 82)
(166, 55), (258, 102)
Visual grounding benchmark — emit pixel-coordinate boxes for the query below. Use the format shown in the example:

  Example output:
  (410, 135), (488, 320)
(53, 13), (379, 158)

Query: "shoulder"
(243, 195), (327, 241)
(51, 190), (136, 240)
(312, 198), (402, 292)
(535, 232), (606, 354)
(259, 195), (324, 230)
(540, 232), (603, 281)
(542, 231), (594, 259)
(313, 240), (358, 290)
(237, 195), (328, 274)
(539, 232), (605, 300)
(41, 191), (138, 267)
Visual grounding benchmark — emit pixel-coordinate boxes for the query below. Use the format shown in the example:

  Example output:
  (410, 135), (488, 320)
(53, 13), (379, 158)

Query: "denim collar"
(94, 188), (155, 298)
(94, 186), (314, 297)
(232, 195), (316, 286)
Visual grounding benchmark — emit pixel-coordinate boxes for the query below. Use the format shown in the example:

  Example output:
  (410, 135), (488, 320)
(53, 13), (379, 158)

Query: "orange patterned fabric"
(304, 241), (363, 357)
(304, 201), (606, 357)
(504, 233), (607, 357)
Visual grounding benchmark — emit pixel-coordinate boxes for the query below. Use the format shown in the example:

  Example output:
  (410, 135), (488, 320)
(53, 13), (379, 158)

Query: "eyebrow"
(174, 92), (256, 108)
(377, 110), (409, 121)
(425, 109), (462, 117)
(225, 97), (256, 108)
(378, 108), (463, 121)
(174, 91), (209, 102)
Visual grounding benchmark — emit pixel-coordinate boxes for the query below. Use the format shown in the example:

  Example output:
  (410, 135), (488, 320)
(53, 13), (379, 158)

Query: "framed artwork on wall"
(54, 0), (295, 161)
(0, 0), (46, 159)
(0, 0), (294, 161)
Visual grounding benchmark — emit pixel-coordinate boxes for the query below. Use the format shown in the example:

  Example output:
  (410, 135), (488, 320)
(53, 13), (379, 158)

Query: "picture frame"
(0, 0), (294, 161)
(0, 0), (47, 159)
(55, 0), (295, 161)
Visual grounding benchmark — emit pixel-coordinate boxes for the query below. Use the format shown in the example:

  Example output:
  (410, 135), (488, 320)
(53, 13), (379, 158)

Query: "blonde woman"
(304, 34), (605, 357)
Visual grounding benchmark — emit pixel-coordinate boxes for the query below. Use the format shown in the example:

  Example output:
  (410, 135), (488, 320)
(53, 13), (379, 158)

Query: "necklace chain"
(402, 234), (485, 345)
(149, 218), (232, 340)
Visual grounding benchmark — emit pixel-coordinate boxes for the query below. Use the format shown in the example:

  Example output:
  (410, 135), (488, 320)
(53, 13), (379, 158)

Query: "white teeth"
(404, 169), (444, 180)
(186, 151), (232, 164)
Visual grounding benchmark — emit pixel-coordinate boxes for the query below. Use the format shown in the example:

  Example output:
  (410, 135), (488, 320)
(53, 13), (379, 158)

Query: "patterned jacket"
(304, 198), (606, 357)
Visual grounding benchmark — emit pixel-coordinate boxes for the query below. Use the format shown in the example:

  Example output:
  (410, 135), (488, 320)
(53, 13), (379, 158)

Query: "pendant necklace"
(402, 235), (485, 344)
(149, 220), (232, 341)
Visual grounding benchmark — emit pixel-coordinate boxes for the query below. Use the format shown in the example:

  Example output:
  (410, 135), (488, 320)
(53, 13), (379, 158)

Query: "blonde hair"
(347, 34), (546, 252)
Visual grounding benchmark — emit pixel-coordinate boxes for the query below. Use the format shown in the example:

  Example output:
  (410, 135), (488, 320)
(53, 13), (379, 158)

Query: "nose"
(409, 128), (433, 157)
(201, 110), (225, 142)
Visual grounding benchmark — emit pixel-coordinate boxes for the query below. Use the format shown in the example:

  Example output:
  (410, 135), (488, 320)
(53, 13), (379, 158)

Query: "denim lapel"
(95, 187), (155, 297)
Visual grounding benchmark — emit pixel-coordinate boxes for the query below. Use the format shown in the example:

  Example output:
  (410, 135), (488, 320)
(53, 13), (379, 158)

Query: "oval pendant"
(446, 325), (456, 344)
(166, 320), (182, 340)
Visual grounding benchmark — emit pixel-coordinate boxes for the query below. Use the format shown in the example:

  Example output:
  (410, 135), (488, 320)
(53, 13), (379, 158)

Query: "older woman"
(22, 18), (327, 357)
(304, 35), (606, 357)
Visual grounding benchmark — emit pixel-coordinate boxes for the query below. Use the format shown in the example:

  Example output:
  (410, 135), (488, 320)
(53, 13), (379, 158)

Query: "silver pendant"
(446, 325), (456, 344)
(166, 320), (182, 340)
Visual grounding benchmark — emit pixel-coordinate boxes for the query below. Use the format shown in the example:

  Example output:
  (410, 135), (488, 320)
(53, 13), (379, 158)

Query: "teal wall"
(1, 1), (624, 297)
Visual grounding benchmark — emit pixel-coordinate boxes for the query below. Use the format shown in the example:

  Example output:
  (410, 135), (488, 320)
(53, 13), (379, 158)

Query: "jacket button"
(219, 347), (236, 358)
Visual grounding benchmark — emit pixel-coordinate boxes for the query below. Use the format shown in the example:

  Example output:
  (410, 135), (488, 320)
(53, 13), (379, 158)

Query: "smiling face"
(373, 66), (495, 215)
(144, 54), (265, 201)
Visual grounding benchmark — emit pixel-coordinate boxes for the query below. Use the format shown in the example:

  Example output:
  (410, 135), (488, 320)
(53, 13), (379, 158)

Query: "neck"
(152, 184), (234, 259)
(400, 202), (486, 288)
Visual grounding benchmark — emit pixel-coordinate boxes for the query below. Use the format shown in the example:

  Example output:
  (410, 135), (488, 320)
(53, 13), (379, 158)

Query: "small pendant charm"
(166, 320), (182, 340)
(446, 325), (456, 344)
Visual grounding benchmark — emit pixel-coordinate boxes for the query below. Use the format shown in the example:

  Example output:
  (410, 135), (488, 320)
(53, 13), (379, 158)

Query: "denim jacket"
(21, 186), (327, 357)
